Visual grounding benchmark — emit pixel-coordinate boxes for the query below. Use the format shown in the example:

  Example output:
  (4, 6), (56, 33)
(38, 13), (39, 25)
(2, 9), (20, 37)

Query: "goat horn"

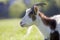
(34, 2), (46, 6)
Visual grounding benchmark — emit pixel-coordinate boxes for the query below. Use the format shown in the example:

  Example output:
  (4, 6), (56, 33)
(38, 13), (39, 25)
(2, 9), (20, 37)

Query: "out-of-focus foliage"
(55, 0), (60, 7)
(0, 0), (60, 18)
(0, 0), (8, 4)
(10, 0), (26, 18)
(0, 0), (9, 18)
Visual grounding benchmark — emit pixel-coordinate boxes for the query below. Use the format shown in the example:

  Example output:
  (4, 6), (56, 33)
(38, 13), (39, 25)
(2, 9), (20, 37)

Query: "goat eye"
(28, 11), (33, 17)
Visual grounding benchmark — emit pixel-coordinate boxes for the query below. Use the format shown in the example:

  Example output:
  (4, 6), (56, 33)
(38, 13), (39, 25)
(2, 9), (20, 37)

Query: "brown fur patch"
(28, 6), (38, 21)
(39, 12), (56, 30)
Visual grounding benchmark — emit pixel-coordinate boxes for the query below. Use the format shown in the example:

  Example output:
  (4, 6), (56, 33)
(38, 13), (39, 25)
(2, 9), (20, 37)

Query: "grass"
(0, 19), (43, 40)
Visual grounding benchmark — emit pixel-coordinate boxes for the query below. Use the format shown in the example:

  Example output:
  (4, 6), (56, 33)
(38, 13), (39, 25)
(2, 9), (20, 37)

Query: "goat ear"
(34, 6), (38, 14)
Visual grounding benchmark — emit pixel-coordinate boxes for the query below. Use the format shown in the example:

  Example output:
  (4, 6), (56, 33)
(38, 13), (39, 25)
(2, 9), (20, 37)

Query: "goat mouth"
(20, 24), (25, 27)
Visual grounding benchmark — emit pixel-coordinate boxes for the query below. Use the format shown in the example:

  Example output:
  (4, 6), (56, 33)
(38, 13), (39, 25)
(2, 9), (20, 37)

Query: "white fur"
(25, 26), (32, 36)
(20, 8), (60, 40)
(21, 8), (34, 27)
(23, 26), (32, 39)
(50, 15), (60, 34)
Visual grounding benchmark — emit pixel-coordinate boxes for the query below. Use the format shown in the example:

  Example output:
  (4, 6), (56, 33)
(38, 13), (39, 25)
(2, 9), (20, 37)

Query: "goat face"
(20, 6), (38, 27)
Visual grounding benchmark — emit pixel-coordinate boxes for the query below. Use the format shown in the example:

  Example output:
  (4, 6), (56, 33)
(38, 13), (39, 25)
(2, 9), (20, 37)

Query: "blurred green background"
(9, 0), (60, 18)
(0, 0), (60, 18)
(0, 0), (60, 40)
